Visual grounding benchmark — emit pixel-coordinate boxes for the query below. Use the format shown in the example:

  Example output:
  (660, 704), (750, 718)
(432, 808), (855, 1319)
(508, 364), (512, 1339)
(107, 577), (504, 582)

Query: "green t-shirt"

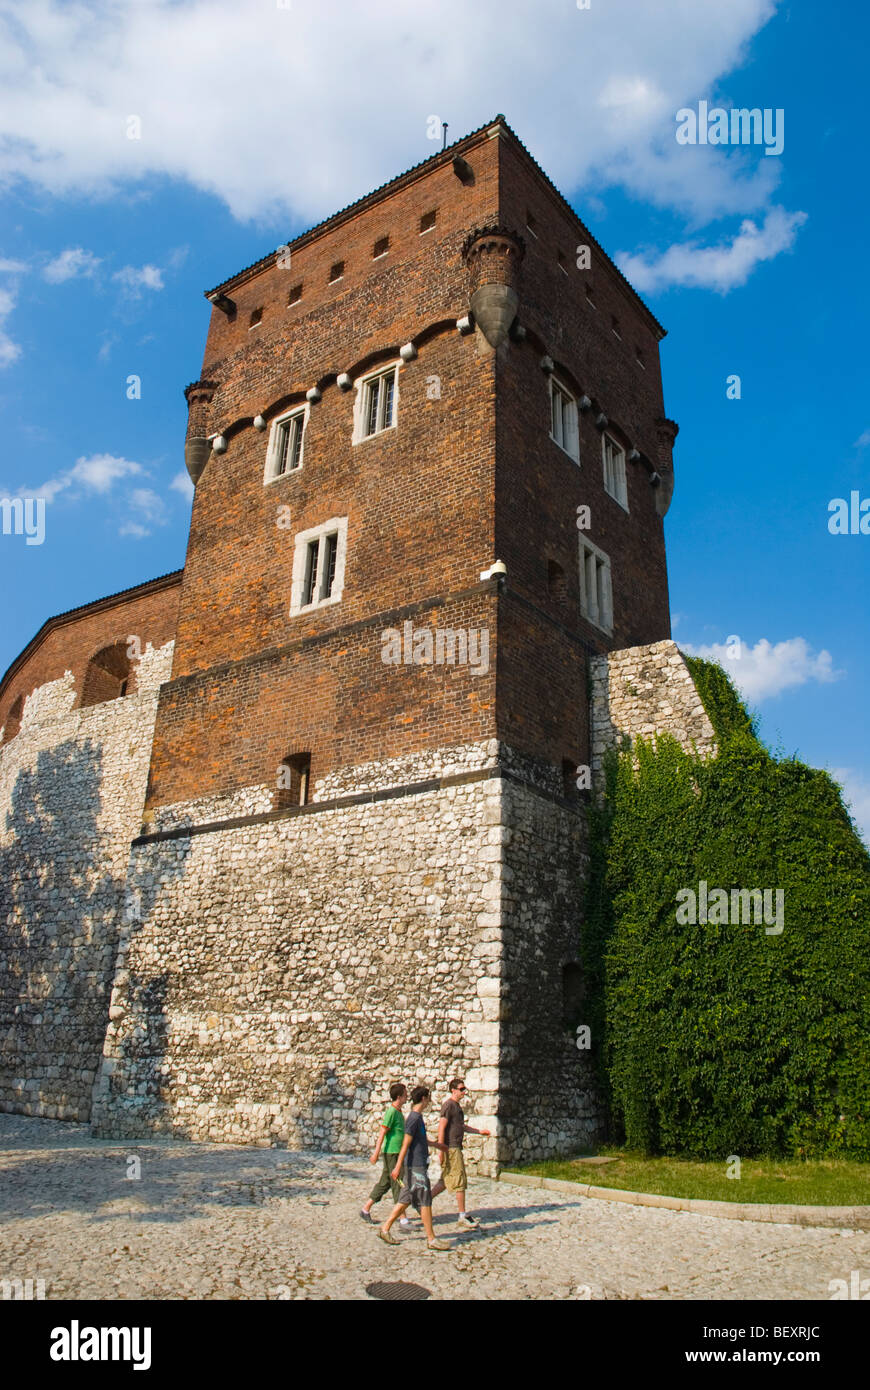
(382, 1105), (405, 1154)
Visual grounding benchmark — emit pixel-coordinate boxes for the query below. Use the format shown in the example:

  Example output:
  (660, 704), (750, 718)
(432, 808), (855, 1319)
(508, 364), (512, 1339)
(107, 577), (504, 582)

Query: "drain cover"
(365, 1280), (431, 1302)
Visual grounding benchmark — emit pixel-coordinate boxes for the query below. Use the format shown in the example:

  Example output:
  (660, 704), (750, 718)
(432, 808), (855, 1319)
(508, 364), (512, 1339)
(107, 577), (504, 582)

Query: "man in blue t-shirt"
(378, 1086), (451, 1252)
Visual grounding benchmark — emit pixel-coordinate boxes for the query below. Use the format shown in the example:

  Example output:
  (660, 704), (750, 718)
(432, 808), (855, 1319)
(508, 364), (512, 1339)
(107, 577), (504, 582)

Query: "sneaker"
(427, 1238), (451, 1252)
(359, 1209), (373, 1223)
(378, 1227), (400, 1246)
(399, 1217), (410, 1226)
(457, 1213), (480, 1228)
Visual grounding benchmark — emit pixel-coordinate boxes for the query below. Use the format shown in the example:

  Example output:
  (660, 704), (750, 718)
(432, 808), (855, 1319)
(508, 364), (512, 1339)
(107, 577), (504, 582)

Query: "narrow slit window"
(419, 209), (437, 233)
(328, 261), (344, 283)
(302, 540), (319, 606)
(373, 236), (390, 258)
(322, 532), (338, 599)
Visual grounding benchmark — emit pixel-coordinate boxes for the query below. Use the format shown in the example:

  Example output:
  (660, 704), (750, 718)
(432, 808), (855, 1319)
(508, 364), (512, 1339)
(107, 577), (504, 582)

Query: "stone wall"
(91, 740), (608, 1172)
(92, 746), (506, 1171)
(589, 639), (717, 776)
(498, 774), (604, 1162)
(0, 641), (174, 1121)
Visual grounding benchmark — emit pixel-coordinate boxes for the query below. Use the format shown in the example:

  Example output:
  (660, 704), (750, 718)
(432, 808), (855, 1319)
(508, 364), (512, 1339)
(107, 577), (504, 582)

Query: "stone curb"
(495, 1172), (870, 1230)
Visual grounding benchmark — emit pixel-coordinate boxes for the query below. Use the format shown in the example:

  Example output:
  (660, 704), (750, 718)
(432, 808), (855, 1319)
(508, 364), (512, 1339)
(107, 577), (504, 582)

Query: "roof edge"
(203, 115), (665, 338)
(0, 569), (184, 703)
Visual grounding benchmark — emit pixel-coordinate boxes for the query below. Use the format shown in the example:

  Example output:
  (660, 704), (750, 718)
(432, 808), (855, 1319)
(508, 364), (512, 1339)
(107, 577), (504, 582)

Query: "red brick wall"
(146, 133), (507, 808)
(492, 136), (672, 767)
(0, 576), (181, 741)
(143, 123), (674, 808)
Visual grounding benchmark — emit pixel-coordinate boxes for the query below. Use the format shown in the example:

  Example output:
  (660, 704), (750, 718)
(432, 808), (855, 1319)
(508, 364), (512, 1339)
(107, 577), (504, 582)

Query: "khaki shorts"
(442, 1147), (467, 1192)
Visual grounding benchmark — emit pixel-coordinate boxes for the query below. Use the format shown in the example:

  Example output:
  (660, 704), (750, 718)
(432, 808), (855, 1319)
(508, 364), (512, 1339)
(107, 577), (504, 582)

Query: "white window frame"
(264, 405), (308, 484)
(289, 517), (348, 615)
(602, 431), (628, 511)
(578, 537), (613, 634)
(550, 378), (580, 462)
(352, 363), (399, 444)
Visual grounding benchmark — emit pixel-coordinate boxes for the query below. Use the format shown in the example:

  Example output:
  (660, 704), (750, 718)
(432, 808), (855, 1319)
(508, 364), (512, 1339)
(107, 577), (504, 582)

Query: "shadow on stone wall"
(0, 740), (119, 1120)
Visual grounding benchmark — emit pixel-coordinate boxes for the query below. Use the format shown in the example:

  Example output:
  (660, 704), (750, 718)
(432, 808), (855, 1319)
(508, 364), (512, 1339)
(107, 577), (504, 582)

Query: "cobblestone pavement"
(1, 1115), (866, 1301)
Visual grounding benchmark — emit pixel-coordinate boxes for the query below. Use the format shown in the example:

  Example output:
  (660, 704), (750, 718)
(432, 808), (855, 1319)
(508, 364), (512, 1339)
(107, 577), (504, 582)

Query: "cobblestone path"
(1, 1116), (866, 1300)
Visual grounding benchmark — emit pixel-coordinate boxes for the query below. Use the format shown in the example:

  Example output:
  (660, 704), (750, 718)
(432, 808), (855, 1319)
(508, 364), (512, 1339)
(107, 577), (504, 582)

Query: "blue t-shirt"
(404, 1109), (429, 1170)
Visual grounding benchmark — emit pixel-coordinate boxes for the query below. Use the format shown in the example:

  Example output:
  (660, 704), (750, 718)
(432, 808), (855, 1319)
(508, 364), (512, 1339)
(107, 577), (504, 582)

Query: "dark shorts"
(398, 1167), (432, 1211)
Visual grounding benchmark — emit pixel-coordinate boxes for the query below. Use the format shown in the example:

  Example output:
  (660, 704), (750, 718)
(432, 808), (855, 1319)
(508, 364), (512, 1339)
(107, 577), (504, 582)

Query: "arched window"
(80, 641), (134, 708)
(1, 695), (23, 745)
(275, 753), (311, 809)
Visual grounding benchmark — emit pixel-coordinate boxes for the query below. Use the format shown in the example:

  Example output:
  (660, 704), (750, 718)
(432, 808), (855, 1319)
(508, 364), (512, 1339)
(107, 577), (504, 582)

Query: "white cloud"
(27, 452), (142, 503)
(830, 768), (870, 847)
(170, 469), (194, 502)
(112, 264), (164, 296)
(0, 0), (782, 226)
(118, 486), (169, 537)
(0, 284), (21, 367)
(854, 429), (870, 449)
(681, 637), (844, 702)
(43, 246), (101, 283)
(616, 206), (807, 293)
(0, 257), (27, 272)
(97, 332), (119, 361)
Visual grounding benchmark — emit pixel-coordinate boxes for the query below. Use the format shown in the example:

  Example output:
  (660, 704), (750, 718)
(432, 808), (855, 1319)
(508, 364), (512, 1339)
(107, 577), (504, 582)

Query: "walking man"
(361, 1082), (409, 1223)
(378, 1086), (450, 1252)
(430, 1078), (491, 1229)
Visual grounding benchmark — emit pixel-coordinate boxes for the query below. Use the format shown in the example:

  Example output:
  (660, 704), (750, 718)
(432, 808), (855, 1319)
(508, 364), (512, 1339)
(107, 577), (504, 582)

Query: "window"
(611, 315), (621, 338)
(81, 642), (134, 708)
(249, 307), (263, 328)
(585, 282), (595, 307)
(561, 963), (585, 1031)
(548, 559), (568, 609)
(328, 261), (344, 283)
(550, 379), (579, 461)
(602, 432), (628, 510)
(288, 283), (303, 305)
(290, 517), (348, 614)
(526, 211), (538, 237)
(635, 345), (645, 369)
(265, 407), (307, 482)
(419, 209), (437, 233)
(275, 752), (311, 809)
(356, 364), (398, 441)
(578, 538), (613, 633)
(557, 250), (568, 274)
(372, 236), (389, 258)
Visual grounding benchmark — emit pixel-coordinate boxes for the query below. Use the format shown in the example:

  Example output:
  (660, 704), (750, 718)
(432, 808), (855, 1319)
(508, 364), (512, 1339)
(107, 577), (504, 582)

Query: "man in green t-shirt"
(360, 1083), (409, 1222)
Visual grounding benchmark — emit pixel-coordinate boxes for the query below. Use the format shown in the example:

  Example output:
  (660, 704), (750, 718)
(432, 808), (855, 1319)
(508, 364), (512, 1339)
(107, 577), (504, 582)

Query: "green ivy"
(582, 658), (870, 1159)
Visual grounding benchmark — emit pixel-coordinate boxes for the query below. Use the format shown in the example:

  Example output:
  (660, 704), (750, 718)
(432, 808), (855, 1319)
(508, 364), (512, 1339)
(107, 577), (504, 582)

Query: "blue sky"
(0, 0), (866, 836)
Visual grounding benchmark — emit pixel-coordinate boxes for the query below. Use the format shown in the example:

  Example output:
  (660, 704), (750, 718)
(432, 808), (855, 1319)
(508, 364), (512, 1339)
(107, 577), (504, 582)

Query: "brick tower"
(0, 116), (688, 1168)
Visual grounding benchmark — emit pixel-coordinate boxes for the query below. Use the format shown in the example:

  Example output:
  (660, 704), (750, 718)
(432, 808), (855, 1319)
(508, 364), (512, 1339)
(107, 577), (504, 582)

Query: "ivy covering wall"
(582, 656), (870, 1159)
